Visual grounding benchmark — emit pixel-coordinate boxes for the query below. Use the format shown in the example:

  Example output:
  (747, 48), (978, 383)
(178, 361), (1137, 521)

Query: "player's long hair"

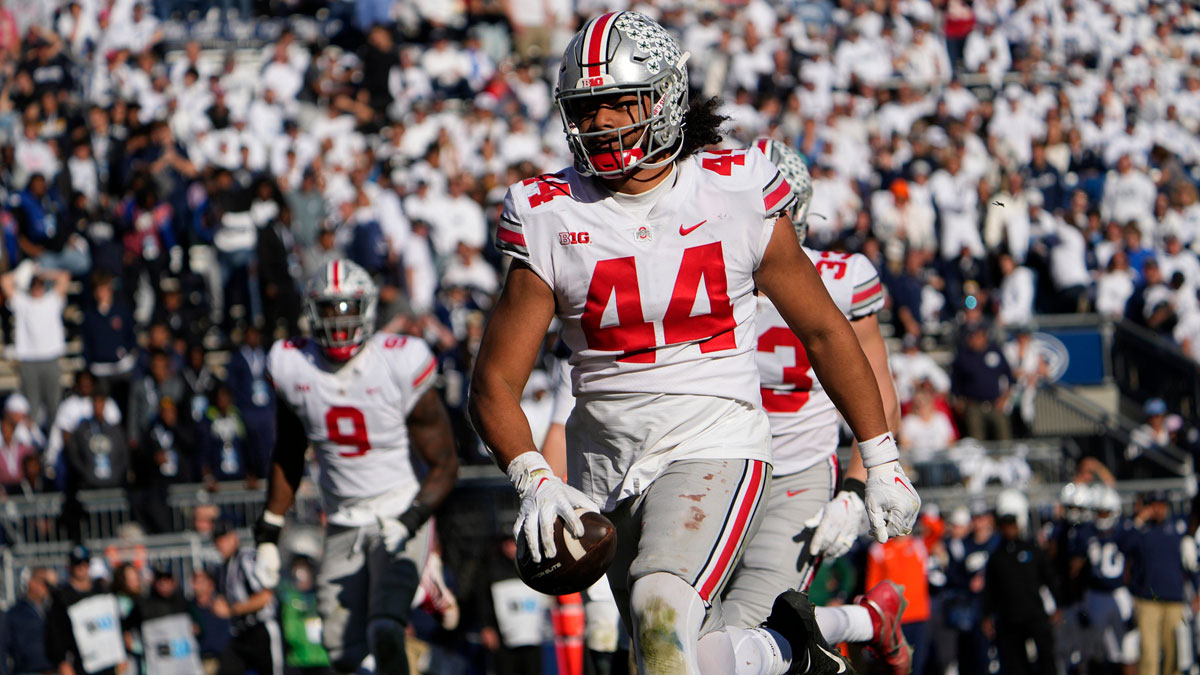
(678, 97), (729, 160)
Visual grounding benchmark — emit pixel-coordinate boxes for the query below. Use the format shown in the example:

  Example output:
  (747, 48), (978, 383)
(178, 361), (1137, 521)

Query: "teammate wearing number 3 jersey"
(251, 259), (459, 674)
(723, 139), (918, 674)
(470, 12), (914, 675)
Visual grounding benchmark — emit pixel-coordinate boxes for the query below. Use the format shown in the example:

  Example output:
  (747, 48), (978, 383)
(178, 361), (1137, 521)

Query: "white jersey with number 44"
(498, 147), (797, 408)
(267, 332), (438, 526)
(756, 248), (885, 476)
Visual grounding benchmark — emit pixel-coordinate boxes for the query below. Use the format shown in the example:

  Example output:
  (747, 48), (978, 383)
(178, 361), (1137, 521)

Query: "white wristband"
(506, 451), (554, 495)
(858, 432), (900, 469)
(262, 510), (286, 527)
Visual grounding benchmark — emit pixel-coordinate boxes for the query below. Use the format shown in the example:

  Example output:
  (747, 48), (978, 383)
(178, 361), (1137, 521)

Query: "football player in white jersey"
(469, 12), (919, 675)
(250, 259), (459, 674)
(722, 139), (916, 674)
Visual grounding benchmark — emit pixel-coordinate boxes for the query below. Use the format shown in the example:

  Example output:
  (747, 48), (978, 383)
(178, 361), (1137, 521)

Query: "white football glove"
(507, 451), (598, 564)
(254, 542), (281, 589)
(811, 489), (867, 559)
(378, 516), (411, 555)
(253, 510), (285, 590)
(865, 461), (920, 543)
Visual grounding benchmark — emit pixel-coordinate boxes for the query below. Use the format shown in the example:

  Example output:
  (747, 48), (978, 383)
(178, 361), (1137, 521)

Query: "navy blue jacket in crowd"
(81, 299), (137, 366)
(950, 342), (1013, 403)
(1, 597), (55, 674)
(11, 186), (69, 251)
(1118, 516), (1191, 603)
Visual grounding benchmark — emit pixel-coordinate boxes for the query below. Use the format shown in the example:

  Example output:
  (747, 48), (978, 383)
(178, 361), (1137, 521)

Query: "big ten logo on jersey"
(581, 241), (734, 363)
(758, 327), (813, 413)
(815, 251), (852, 279)
(524, 173), (571, 208)
(559, 231), (590, 245)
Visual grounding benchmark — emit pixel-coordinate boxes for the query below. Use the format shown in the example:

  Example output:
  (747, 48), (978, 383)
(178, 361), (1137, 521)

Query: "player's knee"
(630, 572), (706, 672)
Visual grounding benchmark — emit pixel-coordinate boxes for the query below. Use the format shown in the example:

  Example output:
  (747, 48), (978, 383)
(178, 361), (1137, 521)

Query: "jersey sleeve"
(497, 185), (553, 287)
(847, 253), (885, 320)
(376, 334), (438, 416)
(549, 359), (575, 426)
(748, 145), (798, 221)
(266, 339), (295, 404)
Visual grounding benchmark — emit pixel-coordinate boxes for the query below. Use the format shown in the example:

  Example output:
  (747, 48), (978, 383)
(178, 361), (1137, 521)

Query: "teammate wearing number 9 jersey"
(253, 259), (459, 675)
(471, 11), (909, 675)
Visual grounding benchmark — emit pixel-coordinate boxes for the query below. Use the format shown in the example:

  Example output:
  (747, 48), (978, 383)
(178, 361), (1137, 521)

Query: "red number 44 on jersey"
(580, 242), (736, 363)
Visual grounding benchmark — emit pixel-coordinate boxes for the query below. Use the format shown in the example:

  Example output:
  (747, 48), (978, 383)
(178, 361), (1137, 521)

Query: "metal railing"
(1037, 381), (1192, 477)
(1113, 320), (1200, 421)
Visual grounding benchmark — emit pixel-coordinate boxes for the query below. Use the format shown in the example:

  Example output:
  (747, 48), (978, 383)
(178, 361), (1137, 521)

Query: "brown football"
(515, 509), (617, 595)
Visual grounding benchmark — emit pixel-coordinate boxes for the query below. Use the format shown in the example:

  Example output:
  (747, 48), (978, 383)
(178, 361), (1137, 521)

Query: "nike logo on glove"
(679, 220), (707, 236)
(895, 477), (917, 497)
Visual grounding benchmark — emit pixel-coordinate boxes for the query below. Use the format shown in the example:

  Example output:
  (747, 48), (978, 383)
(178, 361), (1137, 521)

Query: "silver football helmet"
(556, 12), (690, 177)
(1093, 485), (1122, 530)
(754, 138), (813, 244)
(304, 259), (379, 362)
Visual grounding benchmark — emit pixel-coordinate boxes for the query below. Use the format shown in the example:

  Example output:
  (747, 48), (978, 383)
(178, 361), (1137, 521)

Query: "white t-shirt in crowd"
(8, 291), (66, 361)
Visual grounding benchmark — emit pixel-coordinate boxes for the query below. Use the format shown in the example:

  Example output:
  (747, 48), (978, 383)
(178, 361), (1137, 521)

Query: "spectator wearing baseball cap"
(1120, 492), (1191, 675)
(46, 545), (124, 675)
(1126, 398), (1172, 468)
(0, 394), (37, 492)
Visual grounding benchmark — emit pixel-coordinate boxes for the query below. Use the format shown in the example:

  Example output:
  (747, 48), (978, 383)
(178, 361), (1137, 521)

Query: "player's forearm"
(469, 375), (541, 472)
(232, 590), (273, 616)
(264, 458), (299, 516)
(804, 325), (889, 442)
(406, 391), (460, 520)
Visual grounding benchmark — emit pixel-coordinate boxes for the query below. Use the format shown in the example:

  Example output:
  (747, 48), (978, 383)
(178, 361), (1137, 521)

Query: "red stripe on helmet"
(584, 12), (617, 79)
(332, 260), (340, 291)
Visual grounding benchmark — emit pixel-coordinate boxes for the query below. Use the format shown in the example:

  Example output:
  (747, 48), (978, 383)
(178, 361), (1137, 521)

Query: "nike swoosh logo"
(817, 643), (848, 673)
(679, 220), (707, 236)
(894, 477), (917, 497)
(786, 489), (810, 497)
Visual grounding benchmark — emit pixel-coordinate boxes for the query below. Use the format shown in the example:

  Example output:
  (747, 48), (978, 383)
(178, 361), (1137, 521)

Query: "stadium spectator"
(81, 272), (138, 408)
(900, 382), (957, 455)
(277, 555), (331, 672)
(867, 533), (934, 675)
(126, 348), (184, 450)
(1122, 492), (1191, 675)
(983, 500), (1059, 675)
(46, 370), (121, 481)
(130, 396), (186, 533)
(179, 342), (217, 433)
(1, 264), (69, 428)
(12, 173), (89, 275)
(188, 567), (232, 672)
(3, 392), (46, 452)
(0, 397), (36, 492)
(950, 324), (1013, 441)
(255, 206), (302, 336)
(225, 324), (274, 481)
(199, 383), (246, 485)
(0, 566), (56, 674)
(63, 386), (129, 538)
(45, 545), (122, 675)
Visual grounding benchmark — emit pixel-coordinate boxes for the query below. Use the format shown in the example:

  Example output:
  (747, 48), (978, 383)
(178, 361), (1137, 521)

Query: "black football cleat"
(764, 590), (856, 675)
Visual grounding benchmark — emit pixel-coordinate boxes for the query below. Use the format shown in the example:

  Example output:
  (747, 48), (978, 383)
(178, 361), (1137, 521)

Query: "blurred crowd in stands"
(0, 0), (1199, 671)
